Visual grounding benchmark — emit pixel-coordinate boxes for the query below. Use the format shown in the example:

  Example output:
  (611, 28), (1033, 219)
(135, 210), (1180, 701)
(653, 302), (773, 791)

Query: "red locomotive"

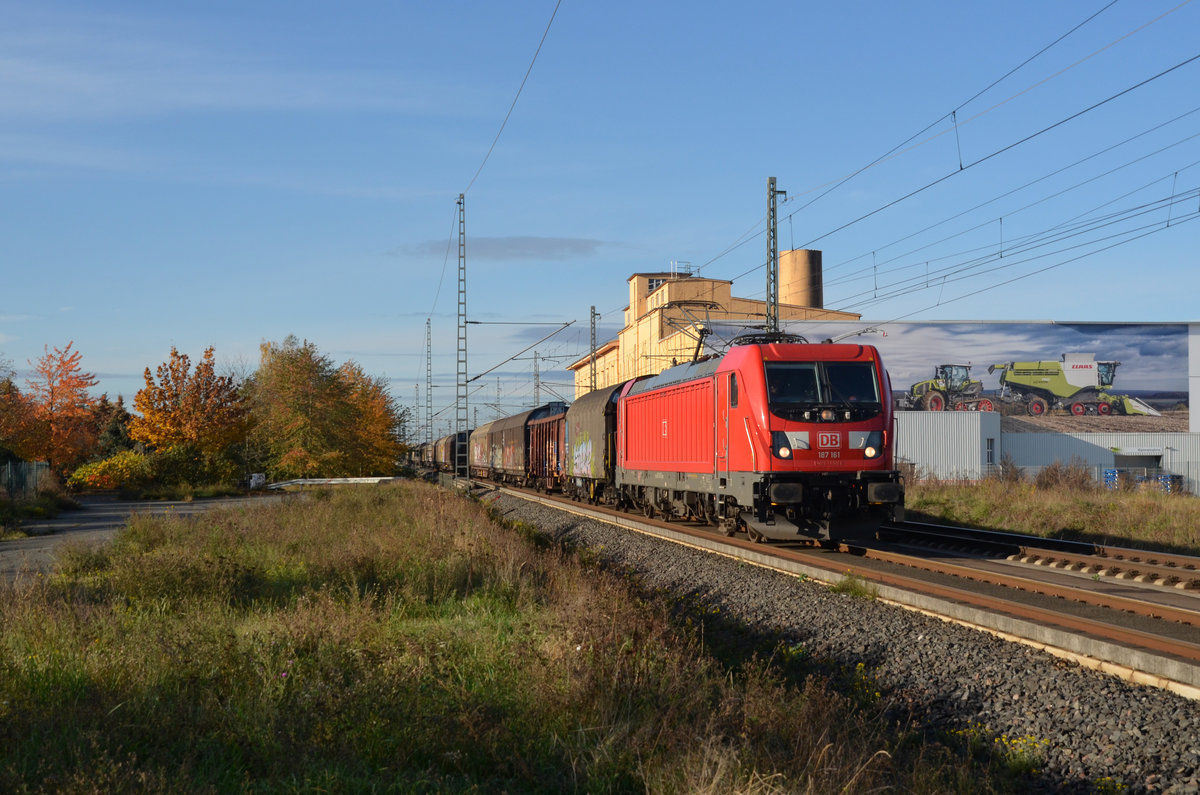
(437, 333), (904, 542)
(606, 333), (904, 540)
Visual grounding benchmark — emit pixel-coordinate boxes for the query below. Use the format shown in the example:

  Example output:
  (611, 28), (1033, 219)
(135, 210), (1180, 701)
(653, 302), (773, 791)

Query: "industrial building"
(566, 250), (856, 397)
(894, 412), (1200, 494)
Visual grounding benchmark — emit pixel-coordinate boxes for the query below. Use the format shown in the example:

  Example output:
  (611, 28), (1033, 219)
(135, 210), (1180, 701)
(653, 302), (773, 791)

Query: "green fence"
(1, 461), (50, 500)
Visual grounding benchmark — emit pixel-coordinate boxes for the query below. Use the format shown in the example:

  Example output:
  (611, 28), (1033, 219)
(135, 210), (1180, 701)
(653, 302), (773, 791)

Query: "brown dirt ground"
(998, 408), (1190, 434)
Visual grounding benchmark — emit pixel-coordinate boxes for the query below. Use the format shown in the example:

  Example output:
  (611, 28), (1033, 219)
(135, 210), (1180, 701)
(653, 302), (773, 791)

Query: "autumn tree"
(244, 337), (351, 479)
(21, 342), (99, 475)
(0, 357), (29, 463)
(339, 361), (405, 475)
(129, 347), (247, 483)
(244, 337), (403, 479)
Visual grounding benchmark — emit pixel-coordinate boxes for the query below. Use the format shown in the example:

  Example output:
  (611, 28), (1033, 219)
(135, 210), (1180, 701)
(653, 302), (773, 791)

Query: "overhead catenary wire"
(824, 126), (1200, 289)
(724, 51), (1200, 303)
(871, 209), (1200, 325)
(837, 185), (1200, 306)
(797, 50), (1200, 250)
(825, 103), (1200, 279)
(695, 0), (1175, 279)
(788, 0), (1128, 217)
(463, 0), (563, 196)
(426, 0), (562, 321)
(831, 186), (1200, 313)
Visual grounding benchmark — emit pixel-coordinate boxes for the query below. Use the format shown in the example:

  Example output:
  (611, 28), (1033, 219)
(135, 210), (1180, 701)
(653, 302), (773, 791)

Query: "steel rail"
(855, 544), (1200, 630)
(883, 520), (1200, 573)
(492, 485), (1200, 668)
(879, 521), (1200, 588)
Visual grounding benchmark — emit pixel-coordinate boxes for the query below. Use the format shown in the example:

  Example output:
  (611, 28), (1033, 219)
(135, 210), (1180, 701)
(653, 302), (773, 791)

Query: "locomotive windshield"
(765, 361), (881, 420)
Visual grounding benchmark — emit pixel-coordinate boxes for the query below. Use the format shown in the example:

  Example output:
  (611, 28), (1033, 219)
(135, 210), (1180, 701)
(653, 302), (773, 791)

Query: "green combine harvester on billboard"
(987, 353), (1161, 417)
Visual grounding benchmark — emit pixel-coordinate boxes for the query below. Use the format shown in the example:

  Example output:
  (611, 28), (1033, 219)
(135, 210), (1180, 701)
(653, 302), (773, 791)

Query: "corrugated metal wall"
(1190, 323), (1199, 433)
(1003, 432), (1200, 493)
(895, 412), (1200, 493)
(894, 412), (1001, 481)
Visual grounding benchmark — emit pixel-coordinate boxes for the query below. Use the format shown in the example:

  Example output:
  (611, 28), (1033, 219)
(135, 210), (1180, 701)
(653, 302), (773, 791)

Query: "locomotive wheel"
(1097, 402), (1113, 416)
(1027, 397), (1048, 416)
(977, 398), (994, 412)
(1070, 402), (1087, 416)
(922, 391), (946, 411)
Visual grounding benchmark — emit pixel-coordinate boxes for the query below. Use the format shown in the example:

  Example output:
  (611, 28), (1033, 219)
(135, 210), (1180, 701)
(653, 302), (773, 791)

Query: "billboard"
(766, 320), (1193, 432)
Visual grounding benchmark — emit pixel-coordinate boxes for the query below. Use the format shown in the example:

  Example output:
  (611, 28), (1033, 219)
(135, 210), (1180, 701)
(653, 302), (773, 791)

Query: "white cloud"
(0, 133), (149, 171)
(0, 11), (443, 122)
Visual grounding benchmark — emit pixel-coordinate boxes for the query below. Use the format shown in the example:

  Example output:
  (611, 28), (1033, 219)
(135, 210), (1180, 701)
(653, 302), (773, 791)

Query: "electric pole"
(534, 351), (541, 406)
(766, 177), (786, 333)
(589, 305), (598, 393)
(424, 319), (433, 448)
(455, 194), (469, 481)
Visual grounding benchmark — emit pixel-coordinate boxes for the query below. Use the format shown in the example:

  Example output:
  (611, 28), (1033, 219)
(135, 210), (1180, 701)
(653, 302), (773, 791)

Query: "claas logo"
(817, 432), (840, 449)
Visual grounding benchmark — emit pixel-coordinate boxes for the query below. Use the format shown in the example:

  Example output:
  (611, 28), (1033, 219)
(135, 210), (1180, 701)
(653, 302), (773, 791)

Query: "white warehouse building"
(894, 412), (1200, 494)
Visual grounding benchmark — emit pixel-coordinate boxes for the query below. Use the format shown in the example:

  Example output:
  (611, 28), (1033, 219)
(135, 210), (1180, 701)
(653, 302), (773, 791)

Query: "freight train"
(418, 333), (905, 542)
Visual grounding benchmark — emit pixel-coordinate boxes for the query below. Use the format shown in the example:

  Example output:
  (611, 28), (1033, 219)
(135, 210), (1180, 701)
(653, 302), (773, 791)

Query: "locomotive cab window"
(823, 362), (880, 405)
(765, 361), (881, 420)
(729, 373), (738, 407)
(765, 363), (821, 405)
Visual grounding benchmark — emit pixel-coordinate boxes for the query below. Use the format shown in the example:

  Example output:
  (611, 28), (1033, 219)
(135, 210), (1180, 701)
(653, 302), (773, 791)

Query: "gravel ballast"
(483, 490), (1200, 793)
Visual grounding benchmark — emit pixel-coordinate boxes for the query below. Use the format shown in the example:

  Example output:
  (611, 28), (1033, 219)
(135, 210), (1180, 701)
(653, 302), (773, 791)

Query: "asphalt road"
(0, 494), (285, 585)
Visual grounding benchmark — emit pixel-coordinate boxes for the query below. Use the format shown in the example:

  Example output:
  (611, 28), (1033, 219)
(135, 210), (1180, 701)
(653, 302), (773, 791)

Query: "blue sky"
(2, 1), (1198, 436)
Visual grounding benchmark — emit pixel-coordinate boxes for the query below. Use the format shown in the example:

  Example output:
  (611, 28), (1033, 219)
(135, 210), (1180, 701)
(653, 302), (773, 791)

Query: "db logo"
(817, 432), (840, 449)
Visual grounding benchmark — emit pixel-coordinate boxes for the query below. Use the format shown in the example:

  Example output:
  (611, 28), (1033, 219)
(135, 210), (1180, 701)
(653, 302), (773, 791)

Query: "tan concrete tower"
(779, 249), (823, 309)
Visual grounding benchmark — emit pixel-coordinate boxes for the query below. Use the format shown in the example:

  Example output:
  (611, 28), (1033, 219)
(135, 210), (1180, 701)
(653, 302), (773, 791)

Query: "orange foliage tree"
(0, 363), (32, 461)
(129, 347), (248, 462)
(340, 361), (404, 476)
(244, 337), (351, 478)
(244, 337), (404, 479)
(21, 342), (99, 475)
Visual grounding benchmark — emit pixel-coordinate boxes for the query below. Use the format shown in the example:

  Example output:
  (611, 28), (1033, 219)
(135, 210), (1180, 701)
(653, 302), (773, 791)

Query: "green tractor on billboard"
(901, 363), (995, 411)
(987, 353), (1160, 417)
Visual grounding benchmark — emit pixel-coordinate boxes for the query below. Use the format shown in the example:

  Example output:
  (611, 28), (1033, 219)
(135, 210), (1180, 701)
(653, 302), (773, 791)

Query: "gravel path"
(484, 491), (1200, 794)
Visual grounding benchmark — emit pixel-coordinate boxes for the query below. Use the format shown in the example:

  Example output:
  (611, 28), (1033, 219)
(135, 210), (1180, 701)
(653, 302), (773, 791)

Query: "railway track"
(869, 521), (1200, 628)
(483, 481), (1200, 699)
(880, 520), (1200, 590)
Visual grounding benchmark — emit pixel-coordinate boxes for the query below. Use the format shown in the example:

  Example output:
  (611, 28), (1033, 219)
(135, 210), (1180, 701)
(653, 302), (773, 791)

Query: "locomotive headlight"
(771, 431), (793, 459)
(861, 431), (884, 459)
(819, 408), (836, 422)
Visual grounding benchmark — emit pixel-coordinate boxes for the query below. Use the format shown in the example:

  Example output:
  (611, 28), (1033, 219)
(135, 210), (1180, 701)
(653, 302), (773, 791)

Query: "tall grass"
(1, 482), (1041, 792)
(0, 478), (77, 538)
(908, 460), (1200, 551)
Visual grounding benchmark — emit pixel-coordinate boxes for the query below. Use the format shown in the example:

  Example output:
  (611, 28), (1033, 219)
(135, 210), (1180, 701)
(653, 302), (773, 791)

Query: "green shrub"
(67, 451), (153, 491)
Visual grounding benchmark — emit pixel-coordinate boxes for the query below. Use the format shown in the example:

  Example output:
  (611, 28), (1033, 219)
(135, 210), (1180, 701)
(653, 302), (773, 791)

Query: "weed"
(829, 571), (878, 599)
(908, 478), (1200, 552)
